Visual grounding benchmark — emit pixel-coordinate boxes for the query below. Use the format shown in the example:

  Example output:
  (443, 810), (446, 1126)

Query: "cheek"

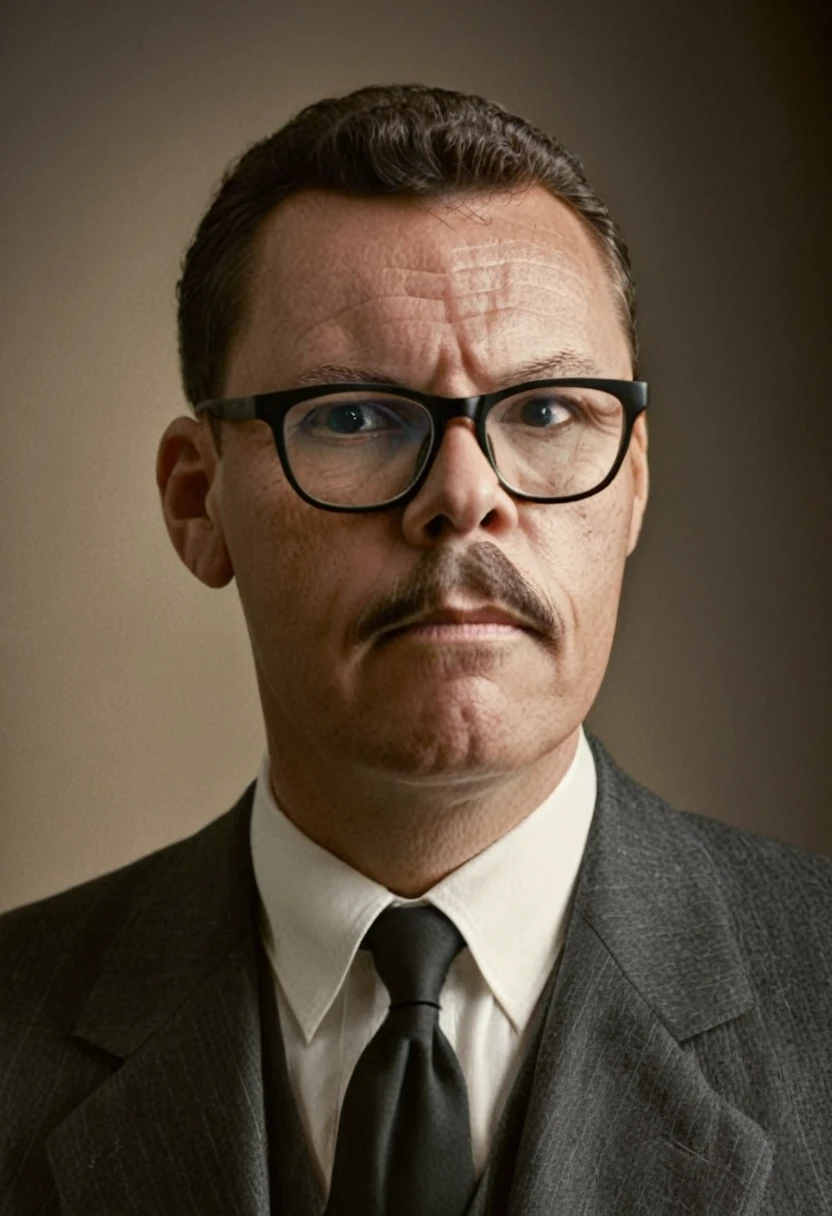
(221, 459), (391, 658)
(232, 509), (334, 648)
(525, 486), (631, 641)
(217, 456), (321, 640)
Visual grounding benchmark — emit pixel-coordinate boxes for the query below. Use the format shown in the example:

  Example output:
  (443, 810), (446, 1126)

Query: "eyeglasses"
(194, 378), (648, 513)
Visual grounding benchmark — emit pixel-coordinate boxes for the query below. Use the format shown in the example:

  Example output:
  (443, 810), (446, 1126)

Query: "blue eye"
(518, 396), (573, 427)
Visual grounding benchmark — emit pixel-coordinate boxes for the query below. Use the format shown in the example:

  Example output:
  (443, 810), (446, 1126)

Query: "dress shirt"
(250, 724), (597, 1193)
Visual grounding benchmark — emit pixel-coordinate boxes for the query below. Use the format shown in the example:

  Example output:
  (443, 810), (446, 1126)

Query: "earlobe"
(156, 417), (234, 588)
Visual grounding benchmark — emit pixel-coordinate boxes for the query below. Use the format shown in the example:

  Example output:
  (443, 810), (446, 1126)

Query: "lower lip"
(390, 623), (526, 641)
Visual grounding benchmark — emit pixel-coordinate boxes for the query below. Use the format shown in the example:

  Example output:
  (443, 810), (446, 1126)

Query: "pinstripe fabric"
(1, 732), (831, 1214)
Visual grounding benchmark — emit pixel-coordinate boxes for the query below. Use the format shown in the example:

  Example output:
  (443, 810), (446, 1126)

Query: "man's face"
(196, 186), (648, 782)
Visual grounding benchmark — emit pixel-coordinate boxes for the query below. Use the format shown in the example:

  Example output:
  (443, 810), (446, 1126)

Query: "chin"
(353, 693), (564, 781)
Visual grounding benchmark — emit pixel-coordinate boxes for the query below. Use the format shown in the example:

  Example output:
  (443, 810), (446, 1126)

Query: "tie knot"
(361, 905), (466, 1010)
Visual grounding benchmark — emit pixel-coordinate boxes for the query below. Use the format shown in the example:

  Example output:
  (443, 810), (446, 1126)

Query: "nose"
(399, 418), (520, 546)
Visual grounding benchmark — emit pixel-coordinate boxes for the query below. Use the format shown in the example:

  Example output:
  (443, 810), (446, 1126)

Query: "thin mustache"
(353, 542), (563, 647)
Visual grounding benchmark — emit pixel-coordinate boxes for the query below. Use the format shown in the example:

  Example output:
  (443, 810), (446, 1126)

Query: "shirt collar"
(251, 726), (596, 1044)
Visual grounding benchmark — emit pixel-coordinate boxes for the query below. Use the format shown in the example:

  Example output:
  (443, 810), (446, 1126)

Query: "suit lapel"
(46, 787), (272, 1216)
(501, 733), (773, 1215)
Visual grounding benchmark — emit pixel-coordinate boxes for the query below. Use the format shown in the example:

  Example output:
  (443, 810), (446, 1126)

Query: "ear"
(626, 413), (649, 556)
(156, 416), (233, 587)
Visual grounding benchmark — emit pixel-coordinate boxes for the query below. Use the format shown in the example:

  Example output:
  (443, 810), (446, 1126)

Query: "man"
(1, 83), (830, 1216)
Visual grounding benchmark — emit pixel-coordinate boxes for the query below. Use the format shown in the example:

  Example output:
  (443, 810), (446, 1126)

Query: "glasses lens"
(284, 392), (433, 507)
(485, 386), (625, 498)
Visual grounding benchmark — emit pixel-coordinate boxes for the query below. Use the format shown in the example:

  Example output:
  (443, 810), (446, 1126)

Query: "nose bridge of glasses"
(429, 395), (482, 425)
(424, 396), (493, 474)
(431, 396), (484, 448)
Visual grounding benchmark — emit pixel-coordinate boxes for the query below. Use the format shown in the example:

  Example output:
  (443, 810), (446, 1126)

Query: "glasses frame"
(194, 377), (648, 513)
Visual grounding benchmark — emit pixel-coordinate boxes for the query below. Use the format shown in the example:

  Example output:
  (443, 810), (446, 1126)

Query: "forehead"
(227, 185), (629, 392)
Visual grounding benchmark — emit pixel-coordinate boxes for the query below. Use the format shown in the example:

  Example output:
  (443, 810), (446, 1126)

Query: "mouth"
(378, 604), (535, 643)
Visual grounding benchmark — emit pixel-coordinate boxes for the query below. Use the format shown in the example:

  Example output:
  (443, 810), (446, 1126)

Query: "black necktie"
(324, 904), (476, 1216)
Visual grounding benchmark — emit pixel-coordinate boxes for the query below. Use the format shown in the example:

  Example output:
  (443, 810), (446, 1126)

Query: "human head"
(157, 84), (649, 873)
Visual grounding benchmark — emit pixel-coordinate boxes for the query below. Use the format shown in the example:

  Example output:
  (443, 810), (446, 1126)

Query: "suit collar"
(70, 785), (258, 1059)
(46, 783), (273, 1216)
(476, 733), (772, 1215)
(490, 912), (772, 1215)
(579, 731), (755, 1040)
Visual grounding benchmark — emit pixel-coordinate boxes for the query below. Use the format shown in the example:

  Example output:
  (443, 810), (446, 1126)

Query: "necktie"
(324, 904), (476, 1216)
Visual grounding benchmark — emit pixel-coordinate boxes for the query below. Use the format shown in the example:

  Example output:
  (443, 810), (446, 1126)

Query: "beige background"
(2, 0), (830, 913)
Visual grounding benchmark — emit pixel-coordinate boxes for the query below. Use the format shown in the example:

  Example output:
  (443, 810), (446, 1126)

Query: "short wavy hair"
(177, 83), (637, 447)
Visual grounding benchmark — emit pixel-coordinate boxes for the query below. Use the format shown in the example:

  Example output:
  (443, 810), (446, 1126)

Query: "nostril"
(424, 506), (499, 539)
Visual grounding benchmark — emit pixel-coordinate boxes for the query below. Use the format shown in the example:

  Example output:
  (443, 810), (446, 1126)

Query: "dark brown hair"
(176, 83), (637, 447)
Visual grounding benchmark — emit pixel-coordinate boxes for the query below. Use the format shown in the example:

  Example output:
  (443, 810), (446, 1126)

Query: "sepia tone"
(0, 0), (830, 912)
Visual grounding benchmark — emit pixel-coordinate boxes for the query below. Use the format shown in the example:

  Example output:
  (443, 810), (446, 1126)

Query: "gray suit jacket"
(2, 732), (831, 1214)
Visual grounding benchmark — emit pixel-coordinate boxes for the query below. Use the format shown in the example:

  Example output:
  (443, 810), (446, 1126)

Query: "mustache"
(353, 542), (563, 647)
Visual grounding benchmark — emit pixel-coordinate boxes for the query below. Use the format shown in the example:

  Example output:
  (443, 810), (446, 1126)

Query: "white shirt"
(250, 725), (597, 1194)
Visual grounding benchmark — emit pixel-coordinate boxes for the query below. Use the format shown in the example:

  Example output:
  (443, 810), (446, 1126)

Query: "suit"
(2, 731), (831, 1214)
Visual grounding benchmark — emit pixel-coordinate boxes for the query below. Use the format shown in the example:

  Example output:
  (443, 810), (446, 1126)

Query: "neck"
(263, 725), (581, 898)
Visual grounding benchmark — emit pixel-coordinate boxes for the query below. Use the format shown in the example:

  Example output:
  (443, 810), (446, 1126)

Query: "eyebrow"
(288, 351), (604, 391)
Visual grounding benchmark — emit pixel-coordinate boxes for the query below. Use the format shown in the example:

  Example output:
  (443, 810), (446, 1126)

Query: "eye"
(496, 392), (579, 429)
(312, 401), (399, 434)
(517, 395), (574, 428)
(286, 392), (431, 454)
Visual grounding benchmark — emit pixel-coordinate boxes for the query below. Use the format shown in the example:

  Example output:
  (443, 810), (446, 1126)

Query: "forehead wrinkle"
(286, 255), (592, 331)
(377, 244), (586, 274)
(281, 302), (590, 368)
(269, 299), (615, 394)
(253, 190), (610, 311)
(295, 246), (589, 300)
(274, 267), (607, 380)
(282, 308), (603, 379)
(383, 263), (588, 306)
(273, 221), (592, 288)
(369, 218), (592, 260)
(368, 300), (587, 327)
(445, 242), (594, 275)
(249, 224), (600, 348)
(281, 286), (584, 347)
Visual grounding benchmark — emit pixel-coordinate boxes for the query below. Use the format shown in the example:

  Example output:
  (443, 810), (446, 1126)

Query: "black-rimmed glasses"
(194, 378), (648, 513)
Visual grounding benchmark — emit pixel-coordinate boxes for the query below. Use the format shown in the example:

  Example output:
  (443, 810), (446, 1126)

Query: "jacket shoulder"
(634, 758), (829, 899)
(0, 787), (255, 1031)
(589, 731), (832, 965)
(673, 797), (832, 972)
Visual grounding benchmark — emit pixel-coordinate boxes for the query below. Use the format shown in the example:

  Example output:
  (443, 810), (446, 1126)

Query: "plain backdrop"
(2, 0), (830, 912)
